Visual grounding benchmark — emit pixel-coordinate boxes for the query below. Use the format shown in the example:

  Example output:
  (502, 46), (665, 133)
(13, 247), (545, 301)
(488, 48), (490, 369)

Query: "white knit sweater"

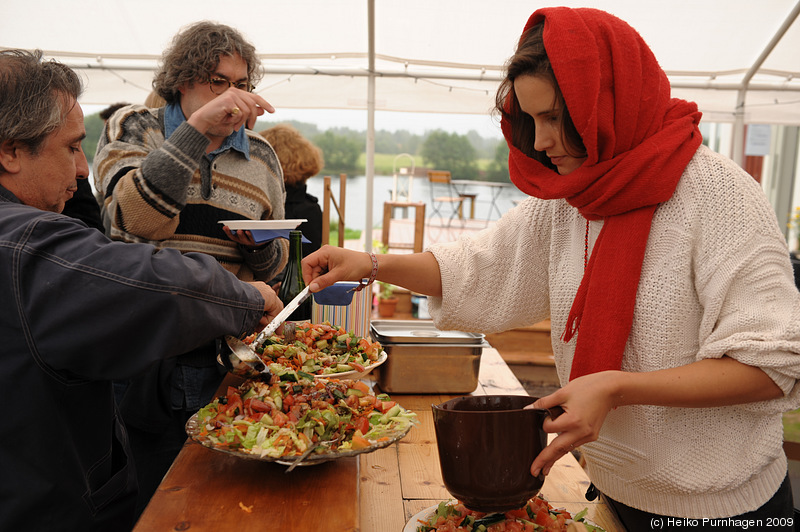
(428, 145), (800, 518)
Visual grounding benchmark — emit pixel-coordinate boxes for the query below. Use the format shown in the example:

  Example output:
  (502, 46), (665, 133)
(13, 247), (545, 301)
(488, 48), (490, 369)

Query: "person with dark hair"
(61, 102), (129, 232)
(301, 8), (800, 530)
(92, 21), (287, 516)
(0, 49), (281, 531)
(60, 173), (103, 230)
(260, 123), (324, 258)
(99, 101), (130, 122)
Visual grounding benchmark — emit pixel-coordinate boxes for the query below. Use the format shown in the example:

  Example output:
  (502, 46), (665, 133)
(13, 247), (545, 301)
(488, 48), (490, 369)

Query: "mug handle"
(546, 405), (564, 420)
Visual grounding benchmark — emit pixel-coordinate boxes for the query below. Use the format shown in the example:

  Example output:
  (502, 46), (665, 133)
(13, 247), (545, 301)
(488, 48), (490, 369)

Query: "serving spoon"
(222, 286), (312, 376)
(221, 336), (268, 378)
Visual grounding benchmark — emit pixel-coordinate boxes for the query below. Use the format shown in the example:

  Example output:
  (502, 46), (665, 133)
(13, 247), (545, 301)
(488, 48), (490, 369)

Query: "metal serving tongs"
(222, 286), (312, 377)
(285, 430), (345, 472)
(284, 436), (339, 473)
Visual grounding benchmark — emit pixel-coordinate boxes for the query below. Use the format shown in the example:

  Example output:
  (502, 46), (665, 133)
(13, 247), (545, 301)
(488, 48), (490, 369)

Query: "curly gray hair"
(0, 49), (83, 160)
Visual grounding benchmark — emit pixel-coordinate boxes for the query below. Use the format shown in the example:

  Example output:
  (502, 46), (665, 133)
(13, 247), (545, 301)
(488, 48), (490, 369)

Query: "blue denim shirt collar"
(164, 101), (250, 160)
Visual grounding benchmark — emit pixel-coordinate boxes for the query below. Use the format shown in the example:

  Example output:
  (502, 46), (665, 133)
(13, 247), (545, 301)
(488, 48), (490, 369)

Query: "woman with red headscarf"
(302, 8), (800, 528)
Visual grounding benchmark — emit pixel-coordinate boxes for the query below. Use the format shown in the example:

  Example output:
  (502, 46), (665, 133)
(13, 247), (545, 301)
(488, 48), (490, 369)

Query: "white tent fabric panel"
(3, 0), (798, 125)
(672, 87), (800, 126)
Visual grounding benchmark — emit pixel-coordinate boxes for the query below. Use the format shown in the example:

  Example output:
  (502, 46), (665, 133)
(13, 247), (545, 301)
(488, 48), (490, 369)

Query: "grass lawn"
(357, 153), (493, 175)
(329, 227), (361, 244)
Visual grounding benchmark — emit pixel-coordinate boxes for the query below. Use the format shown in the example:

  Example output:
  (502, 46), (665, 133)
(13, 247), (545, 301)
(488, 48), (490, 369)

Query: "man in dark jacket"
(0, 49), (282, 531)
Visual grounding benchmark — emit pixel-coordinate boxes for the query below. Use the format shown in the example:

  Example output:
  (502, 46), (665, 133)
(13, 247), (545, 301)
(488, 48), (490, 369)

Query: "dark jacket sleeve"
(6, 208), (264, 382)
(61, 178), (104, 232)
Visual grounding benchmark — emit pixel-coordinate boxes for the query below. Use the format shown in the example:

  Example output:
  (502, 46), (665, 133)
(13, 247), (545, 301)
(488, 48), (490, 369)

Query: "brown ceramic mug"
(431, 395), (561, 512)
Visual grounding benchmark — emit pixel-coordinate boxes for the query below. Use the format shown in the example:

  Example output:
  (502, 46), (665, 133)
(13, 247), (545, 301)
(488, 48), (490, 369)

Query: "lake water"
(305, 175), (527, 232)
(87, 171), (528, 233)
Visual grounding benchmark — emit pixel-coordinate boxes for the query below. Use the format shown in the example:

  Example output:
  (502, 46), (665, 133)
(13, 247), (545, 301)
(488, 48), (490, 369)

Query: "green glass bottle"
(277, 230), (312, 322)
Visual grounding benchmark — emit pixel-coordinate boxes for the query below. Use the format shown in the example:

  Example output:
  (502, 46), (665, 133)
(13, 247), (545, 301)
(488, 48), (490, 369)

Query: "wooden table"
(451, 180), (514, 223)
(133, 347), (624, 532)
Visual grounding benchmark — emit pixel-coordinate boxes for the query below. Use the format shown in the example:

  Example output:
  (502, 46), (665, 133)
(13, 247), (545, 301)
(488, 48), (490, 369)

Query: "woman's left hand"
(529, 370), (623, 476)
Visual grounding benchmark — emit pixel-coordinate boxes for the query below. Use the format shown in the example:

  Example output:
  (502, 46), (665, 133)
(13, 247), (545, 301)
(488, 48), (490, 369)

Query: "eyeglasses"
(208, 77), (252, 95)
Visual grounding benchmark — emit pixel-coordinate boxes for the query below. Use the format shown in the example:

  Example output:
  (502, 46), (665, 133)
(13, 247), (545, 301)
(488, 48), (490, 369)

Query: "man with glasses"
(93, 21), (288, 517)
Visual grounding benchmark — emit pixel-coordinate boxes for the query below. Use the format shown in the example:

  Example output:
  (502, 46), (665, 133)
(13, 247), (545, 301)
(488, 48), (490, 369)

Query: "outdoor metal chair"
(427, 170), (465, 228)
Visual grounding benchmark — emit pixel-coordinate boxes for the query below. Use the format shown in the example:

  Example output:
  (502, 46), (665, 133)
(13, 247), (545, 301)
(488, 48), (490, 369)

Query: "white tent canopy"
(4, 0), (799, 123)
(3, 0), (800, 240)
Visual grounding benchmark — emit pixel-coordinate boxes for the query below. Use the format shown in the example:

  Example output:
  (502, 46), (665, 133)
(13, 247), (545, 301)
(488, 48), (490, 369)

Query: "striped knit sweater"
(93, 104), (288, 282)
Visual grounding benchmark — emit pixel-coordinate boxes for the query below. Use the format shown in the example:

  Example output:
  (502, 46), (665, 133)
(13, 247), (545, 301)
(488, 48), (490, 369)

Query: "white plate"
(219, 219), (307, 230)
(404, 502), (455, 532)
(313, 351), (388, 380)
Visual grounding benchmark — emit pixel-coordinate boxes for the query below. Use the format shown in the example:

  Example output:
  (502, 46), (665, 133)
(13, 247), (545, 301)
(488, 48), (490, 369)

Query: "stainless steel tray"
(377, 340), (488, 394)
(370, 320), (484, 345)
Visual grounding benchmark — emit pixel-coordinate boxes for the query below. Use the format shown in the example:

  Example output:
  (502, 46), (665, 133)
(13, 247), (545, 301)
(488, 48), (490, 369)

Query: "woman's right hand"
(302, 245), (374, 292)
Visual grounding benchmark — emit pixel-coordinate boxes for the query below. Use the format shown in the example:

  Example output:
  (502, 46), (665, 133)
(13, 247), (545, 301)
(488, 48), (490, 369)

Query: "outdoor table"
(133, 347), (624, 532)
(451, 179), (514, 223)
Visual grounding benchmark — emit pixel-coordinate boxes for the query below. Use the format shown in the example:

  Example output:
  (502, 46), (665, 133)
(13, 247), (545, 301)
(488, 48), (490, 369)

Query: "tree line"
(82, 112), (511, 182)
(278, 121), (510, 182)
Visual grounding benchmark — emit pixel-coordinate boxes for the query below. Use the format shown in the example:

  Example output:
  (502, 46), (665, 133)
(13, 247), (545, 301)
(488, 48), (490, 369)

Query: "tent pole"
(732, 0), (800, 166)
(364, 0), (376, 253)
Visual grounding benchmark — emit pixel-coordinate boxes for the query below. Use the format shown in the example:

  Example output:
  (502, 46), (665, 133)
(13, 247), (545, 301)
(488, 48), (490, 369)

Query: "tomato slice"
(245, 398), (272, 413)
(355, 416), (370, 435)
(351, 431), (370, 450)
(534, 507), (550, 525)
(506, 507), (528, 519)
(272, 411), (289, 427)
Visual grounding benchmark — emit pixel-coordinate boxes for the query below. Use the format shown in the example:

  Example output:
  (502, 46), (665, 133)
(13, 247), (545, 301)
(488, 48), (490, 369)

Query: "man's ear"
(0, 140), (21, 174)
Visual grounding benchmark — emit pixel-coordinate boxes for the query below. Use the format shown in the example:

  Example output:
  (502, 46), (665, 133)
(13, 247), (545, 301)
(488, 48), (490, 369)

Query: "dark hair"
(494, 23), (586, 168)
(99, 102), (130, 121)
(0, 49), (83, 162)
(152, 21), (262, 104)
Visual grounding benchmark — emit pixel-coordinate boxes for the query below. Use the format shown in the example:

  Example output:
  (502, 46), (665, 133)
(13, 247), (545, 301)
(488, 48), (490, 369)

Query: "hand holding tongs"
(223, 286), (312, 374)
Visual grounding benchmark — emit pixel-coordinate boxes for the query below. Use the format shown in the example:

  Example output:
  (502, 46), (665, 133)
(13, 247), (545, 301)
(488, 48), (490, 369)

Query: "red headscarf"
(501, 8), (703, 380)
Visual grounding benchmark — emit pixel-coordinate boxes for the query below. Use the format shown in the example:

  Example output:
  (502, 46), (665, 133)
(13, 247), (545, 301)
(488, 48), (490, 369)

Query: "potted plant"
(392, 285), (413, 313)
(377, 281), (399, 317)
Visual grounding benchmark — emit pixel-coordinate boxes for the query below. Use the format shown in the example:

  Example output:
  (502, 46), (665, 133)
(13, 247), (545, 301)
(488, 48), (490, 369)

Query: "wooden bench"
(485, 320), (560, 397)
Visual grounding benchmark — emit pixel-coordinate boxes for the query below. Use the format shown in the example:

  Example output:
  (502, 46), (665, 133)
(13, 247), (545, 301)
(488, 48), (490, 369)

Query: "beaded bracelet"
(353, 252), (379, 292)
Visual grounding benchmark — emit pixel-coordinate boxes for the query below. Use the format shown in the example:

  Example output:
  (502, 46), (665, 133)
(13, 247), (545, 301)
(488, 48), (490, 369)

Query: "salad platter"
(186, 374), (417, 466)
(223, 321), (387, 380)
(218, 349), (387, 381)
(405, 498), (605, 532)
(267, 351), (387, 381)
